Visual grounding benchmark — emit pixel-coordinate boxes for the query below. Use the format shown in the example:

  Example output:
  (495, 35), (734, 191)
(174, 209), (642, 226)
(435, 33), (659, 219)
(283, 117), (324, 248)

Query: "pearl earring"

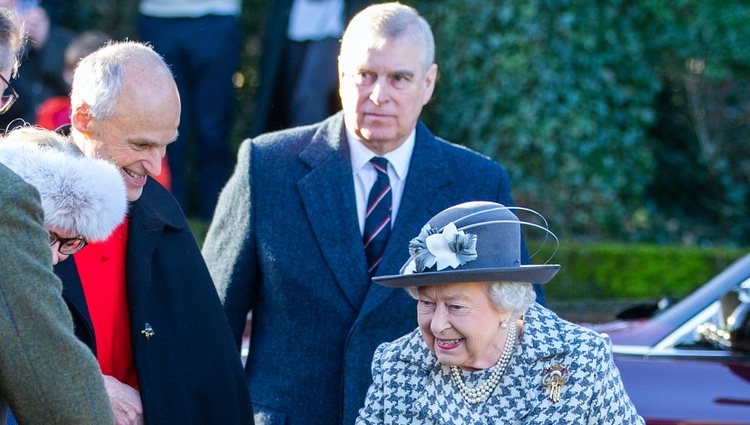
(500, 321), (508, 329)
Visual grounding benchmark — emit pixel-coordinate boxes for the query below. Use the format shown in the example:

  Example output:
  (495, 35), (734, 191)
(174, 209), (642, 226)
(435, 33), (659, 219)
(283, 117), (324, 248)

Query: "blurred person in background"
(35, 29), (109, 131)
(0, 0), (74, 129)
(252, 0), (371, 136)
(138, 0), (240, 221)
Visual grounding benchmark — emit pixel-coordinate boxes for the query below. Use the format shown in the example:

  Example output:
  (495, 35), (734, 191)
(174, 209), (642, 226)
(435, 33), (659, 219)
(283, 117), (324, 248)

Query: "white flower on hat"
(404, 222), (478, 274)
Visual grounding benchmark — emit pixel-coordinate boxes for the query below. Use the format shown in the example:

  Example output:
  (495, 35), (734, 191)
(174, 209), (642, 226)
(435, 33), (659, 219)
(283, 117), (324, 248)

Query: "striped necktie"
(363, 157), (392, 276)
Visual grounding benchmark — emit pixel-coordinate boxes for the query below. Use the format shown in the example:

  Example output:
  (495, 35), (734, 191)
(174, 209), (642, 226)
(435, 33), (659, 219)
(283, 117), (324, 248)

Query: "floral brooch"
(403, 222), (478, 274)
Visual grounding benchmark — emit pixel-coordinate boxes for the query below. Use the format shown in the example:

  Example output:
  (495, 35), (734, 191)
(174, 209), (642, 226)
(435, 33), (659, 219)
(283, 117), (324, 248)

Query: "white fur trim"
(0, 143), (127, 241)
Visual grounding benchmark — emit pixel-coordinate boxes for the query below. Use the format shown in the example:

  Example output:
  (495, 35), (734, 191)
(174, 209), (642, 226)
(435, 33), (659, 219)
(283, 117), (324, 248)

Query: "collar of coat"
(129, 178), (188, 232)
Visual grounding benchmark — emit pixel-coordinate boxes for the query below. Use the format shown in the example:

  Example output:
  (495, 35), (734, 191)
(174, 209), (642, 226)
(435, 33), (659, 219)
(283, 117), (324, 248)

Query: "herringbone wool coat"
(357, 303), (645, 424)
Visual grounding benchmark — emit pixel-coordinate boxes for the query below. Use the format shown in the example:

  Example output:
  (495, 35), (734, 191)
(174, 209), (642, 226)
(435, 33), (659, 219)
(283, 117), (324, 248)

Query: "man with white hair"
(55, 40), (253, 425)
(204, 3), (541, 424)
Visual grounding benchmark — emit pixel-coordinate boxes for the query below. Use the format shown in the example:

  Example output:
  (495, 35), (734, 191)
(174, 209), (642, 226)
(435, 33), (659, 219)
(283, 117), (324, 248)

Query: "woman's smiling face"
(417, 282), (507, 371)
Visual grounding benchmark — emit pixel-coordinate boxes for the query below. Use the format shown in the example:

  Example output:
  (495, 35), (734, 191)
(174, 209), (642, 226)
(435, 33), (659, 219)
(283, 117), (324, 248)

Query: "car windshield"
(671, 276), (750, 350)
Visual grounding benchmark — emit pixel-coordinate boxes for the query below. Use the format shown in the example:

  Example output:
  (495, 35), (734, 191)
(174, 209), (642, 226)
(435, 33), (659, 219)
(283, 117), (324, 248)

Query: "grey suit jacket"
(203, 112), (521, 425)
(0, 164), (112, 425)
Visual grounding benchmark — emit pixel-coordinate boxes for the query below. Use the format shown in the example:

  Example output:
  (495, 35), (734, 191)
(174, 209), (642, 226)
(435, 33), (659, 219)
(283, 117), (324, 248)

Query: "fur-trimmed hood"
(0, 142), (127, 241)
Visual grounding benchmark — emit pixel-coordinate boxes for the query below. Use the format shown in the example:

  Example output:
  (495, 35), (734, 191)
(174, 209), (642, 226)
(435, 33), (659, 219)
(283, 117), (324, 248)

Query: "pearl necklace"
(450, 323), (516, 404)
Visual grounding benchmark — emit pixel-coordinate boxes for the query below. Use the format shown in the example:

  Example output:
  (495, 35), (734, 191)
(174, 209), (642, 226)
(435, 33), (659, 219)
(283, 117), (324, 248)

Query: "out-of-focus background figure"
(251, 0), (371, 136)
(137, 0), (241, 220)
(0, 0), (74, 129)
(34, 29), (107, 131)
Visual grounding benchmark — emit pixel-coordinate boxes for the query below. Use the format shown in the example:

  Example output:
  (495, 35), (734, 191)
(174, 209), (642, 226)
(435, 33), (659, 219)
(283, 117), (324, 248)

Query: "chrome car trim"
(612, 344), (747, 360)
(610, 345), (651, 356)
(653, 301), (719, 350)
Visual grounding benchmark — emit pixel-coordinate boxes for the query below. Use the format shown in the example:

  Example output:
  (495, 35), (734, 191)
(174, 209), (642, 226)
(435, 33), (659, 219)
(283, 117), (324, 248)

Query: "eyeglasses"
(0, 73), (18, 114)
(48, 231), (88, 255)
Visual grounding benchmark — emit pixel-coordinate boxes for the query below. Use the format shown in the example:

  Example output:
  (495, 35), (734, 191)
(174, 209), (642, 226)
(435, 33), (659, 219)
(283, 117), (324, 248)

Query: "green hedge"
(409, 0), (750, 245)
(540, 241), (747, 301)
(69, 0), (750, 246)
(190, 214), (746, 302)
(412, 0), (658, 241)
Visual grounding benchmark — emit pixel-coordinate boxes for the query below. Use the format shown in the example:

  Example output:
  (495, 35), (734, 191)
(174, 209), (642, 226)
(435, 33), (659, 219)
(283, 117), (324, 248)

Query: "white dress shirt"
(348, 128), (415, 235)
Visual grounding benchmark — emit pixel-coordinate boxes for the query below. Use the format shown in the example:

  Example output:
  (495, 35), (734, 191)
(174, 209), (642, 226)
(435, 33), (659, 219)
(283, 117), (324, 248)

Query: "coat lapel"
(124, 181), (185, 334)
(360, 123), (454, 316)
(57, 256), (96, 350)
(298, 114), (370, 309)
(500, 304), (569, 421)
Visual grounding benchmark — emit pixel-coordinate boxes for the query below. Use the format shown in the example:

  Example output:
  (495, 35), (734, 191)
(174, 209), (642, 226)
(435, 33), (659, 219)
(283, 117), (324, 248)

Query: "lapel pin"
(141, 323), (155, 341)
(541, 364), (569, 403)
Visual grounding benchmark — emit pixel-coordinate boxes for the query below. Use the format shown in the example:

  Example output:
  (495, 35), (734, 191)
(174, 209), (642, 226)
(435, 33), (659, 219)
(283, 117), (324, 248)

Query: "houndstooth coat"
(357, 303), (645, 424)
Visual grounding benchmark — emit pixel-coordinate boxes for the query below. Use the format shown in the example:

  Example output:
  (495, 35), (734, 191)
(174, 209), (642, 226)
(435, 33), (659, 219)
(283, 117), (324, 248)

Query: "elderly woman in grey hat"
(0, 126), (127, 264)
(357, 201), (643, 424)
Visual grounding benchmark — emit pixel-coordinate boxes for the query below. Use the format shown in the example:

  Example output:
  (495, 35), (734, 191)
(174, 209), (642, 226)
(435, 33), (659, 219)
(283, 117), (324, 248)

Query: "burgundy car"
(591, 253), (750, 424)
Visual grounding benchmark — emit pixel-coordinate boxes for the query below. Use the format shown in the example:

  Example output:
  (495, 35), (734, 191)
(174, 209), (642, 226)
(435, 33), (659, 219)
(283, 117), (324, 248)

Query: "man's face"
(76, 75), (180, 202)
(339, 35), (437, 154)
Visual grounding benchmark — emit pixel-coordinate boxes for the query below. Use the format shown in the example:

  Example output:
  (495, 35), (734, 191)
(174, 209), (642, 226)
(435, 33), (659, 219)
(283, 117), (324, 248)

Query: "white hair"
(70, 40), (172, 120)
(0, 7), (23, 73)
(340, 2), (435, 72)
(405, 281), (537, 319)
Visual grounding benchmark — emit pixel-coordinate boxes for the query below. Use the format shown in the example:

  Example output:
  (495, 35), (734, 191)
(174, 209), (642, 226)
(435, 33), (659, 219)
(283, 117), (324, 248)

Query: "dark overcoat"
(55, 180), (253, 425)
(203, 112), (523, 424)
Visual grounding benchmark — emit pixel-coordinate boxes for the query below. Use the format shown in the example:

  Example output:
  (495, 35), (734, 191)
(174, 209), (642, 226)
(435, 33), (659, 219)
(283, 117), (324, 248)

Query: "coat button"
(141, 323), (155, 341)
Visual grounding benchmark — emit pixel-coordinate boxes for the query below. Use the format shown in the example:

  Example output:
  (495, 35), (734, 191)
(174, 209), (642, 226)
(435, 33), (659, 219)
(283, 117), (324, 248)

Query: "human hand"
(20, 6), (49, 46)
(102, 374), (144, 425)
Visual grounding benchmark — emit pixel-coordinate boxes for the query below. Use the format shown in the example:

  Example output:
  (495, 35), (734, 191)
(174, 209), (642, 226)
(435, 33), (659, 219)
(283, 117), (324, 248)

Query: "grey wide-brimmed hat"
(373, 201), (560, 288)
